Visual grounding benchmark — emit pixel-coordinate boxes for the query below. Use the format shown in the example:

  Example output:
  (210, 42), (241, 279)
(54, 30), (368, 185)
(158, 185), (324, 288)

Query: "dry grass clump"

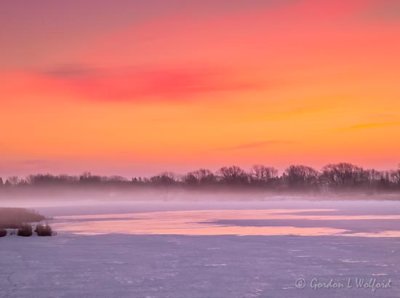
(0, 229), (7, 237)
(35, 223), (53, 236)
(17, 223), (33, 237)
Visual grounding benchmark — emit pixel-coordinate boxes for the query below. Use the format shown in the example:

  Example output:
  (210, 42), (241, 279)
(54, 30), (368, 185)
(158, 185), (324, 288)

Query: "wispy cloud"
(17, 159), (50, 166)
(220, 140), (295, 151)
(42, 65), (97, 78)
(38, 64), (260, 102)
(343, 121), (400, 131)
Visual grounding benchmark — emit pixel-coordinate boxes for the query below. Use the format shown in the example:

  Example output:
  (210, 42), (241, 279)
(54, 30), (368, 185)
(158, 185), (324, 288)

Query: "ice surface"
(1, 200), (400, 298)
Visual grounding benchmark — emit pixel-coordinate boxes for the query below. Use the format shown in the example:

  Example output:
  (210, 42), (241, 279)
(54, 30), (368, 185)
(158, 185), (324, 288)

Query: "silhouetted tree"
(321, 163), (367, 188)
(150, 172), (177, 186)
(391, 168), (400, 187)
(217, 166), (249, 185)
(103, 175), (129, 185)
(28, 174), (79, 186)
(250, 165), (278, 185)
(6, 176), (21, 186)
(363, 169), (391, 189)
(79, 172), (102, 184)
(132, 177), (146, 185)
(284, 165), (319, 189)
(183, 169), (217, 186)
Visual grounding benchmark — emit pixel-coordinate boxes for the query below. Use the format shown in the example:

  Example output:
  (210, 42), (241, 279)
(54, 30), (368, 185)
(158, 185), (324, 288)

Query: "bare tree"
(284, 165), (319, 188)
(6, 176), (21, 186)
(391, 168), (400, 187)
(250, 165), (278, 184)
(217, 166), (249, 185)
(321, 163), (366, 188)
(79, 172), (103, 184)
(183, 169), (217, 186)
(150, 172), (177, 185)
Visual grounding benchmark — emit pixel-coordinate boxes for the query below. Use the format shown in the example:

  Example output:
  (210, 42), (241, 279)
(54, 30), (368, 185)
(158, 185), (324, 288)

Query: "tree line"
(1, 163), (400, 192)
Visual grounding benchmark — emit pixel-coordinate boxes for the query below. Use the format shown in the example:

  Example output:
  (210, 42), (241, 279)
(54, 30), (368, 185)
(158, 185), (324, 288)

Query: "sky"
(1, 0), (400, 177)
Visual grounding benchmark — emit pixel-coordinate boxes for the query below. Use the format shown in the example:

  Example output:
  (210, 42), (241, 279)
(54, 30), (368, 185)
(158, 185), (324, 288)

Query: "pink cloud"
(36, 65), (261, 102)
(219, 140), (296, 151)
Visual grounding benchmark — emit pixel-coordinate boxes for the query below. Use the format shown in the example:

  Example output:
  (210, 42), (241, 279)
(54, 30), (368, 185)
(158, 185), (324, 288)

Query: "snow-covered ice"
(1, 200), (400, 298)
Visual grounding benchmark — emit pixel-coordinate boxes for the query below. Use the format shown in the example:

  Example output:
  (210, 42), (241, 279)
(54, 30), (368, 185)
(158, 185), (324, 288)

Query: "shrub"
(0, 229), (7, 237)
(17, 224), (33, 237)
(35, 224), (53, 236)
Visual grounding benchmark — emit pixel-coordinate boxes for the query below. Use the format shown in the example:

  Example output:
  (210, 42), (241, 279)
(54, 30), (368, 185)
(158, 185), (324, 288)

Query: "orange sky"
(1, 0), (399, 176)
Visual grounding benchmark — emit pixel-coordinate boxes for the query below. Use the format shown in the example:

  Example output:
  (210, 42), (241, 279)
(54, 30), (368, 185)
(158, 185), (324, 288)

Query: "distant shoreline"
(0, 208), (45, 229)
